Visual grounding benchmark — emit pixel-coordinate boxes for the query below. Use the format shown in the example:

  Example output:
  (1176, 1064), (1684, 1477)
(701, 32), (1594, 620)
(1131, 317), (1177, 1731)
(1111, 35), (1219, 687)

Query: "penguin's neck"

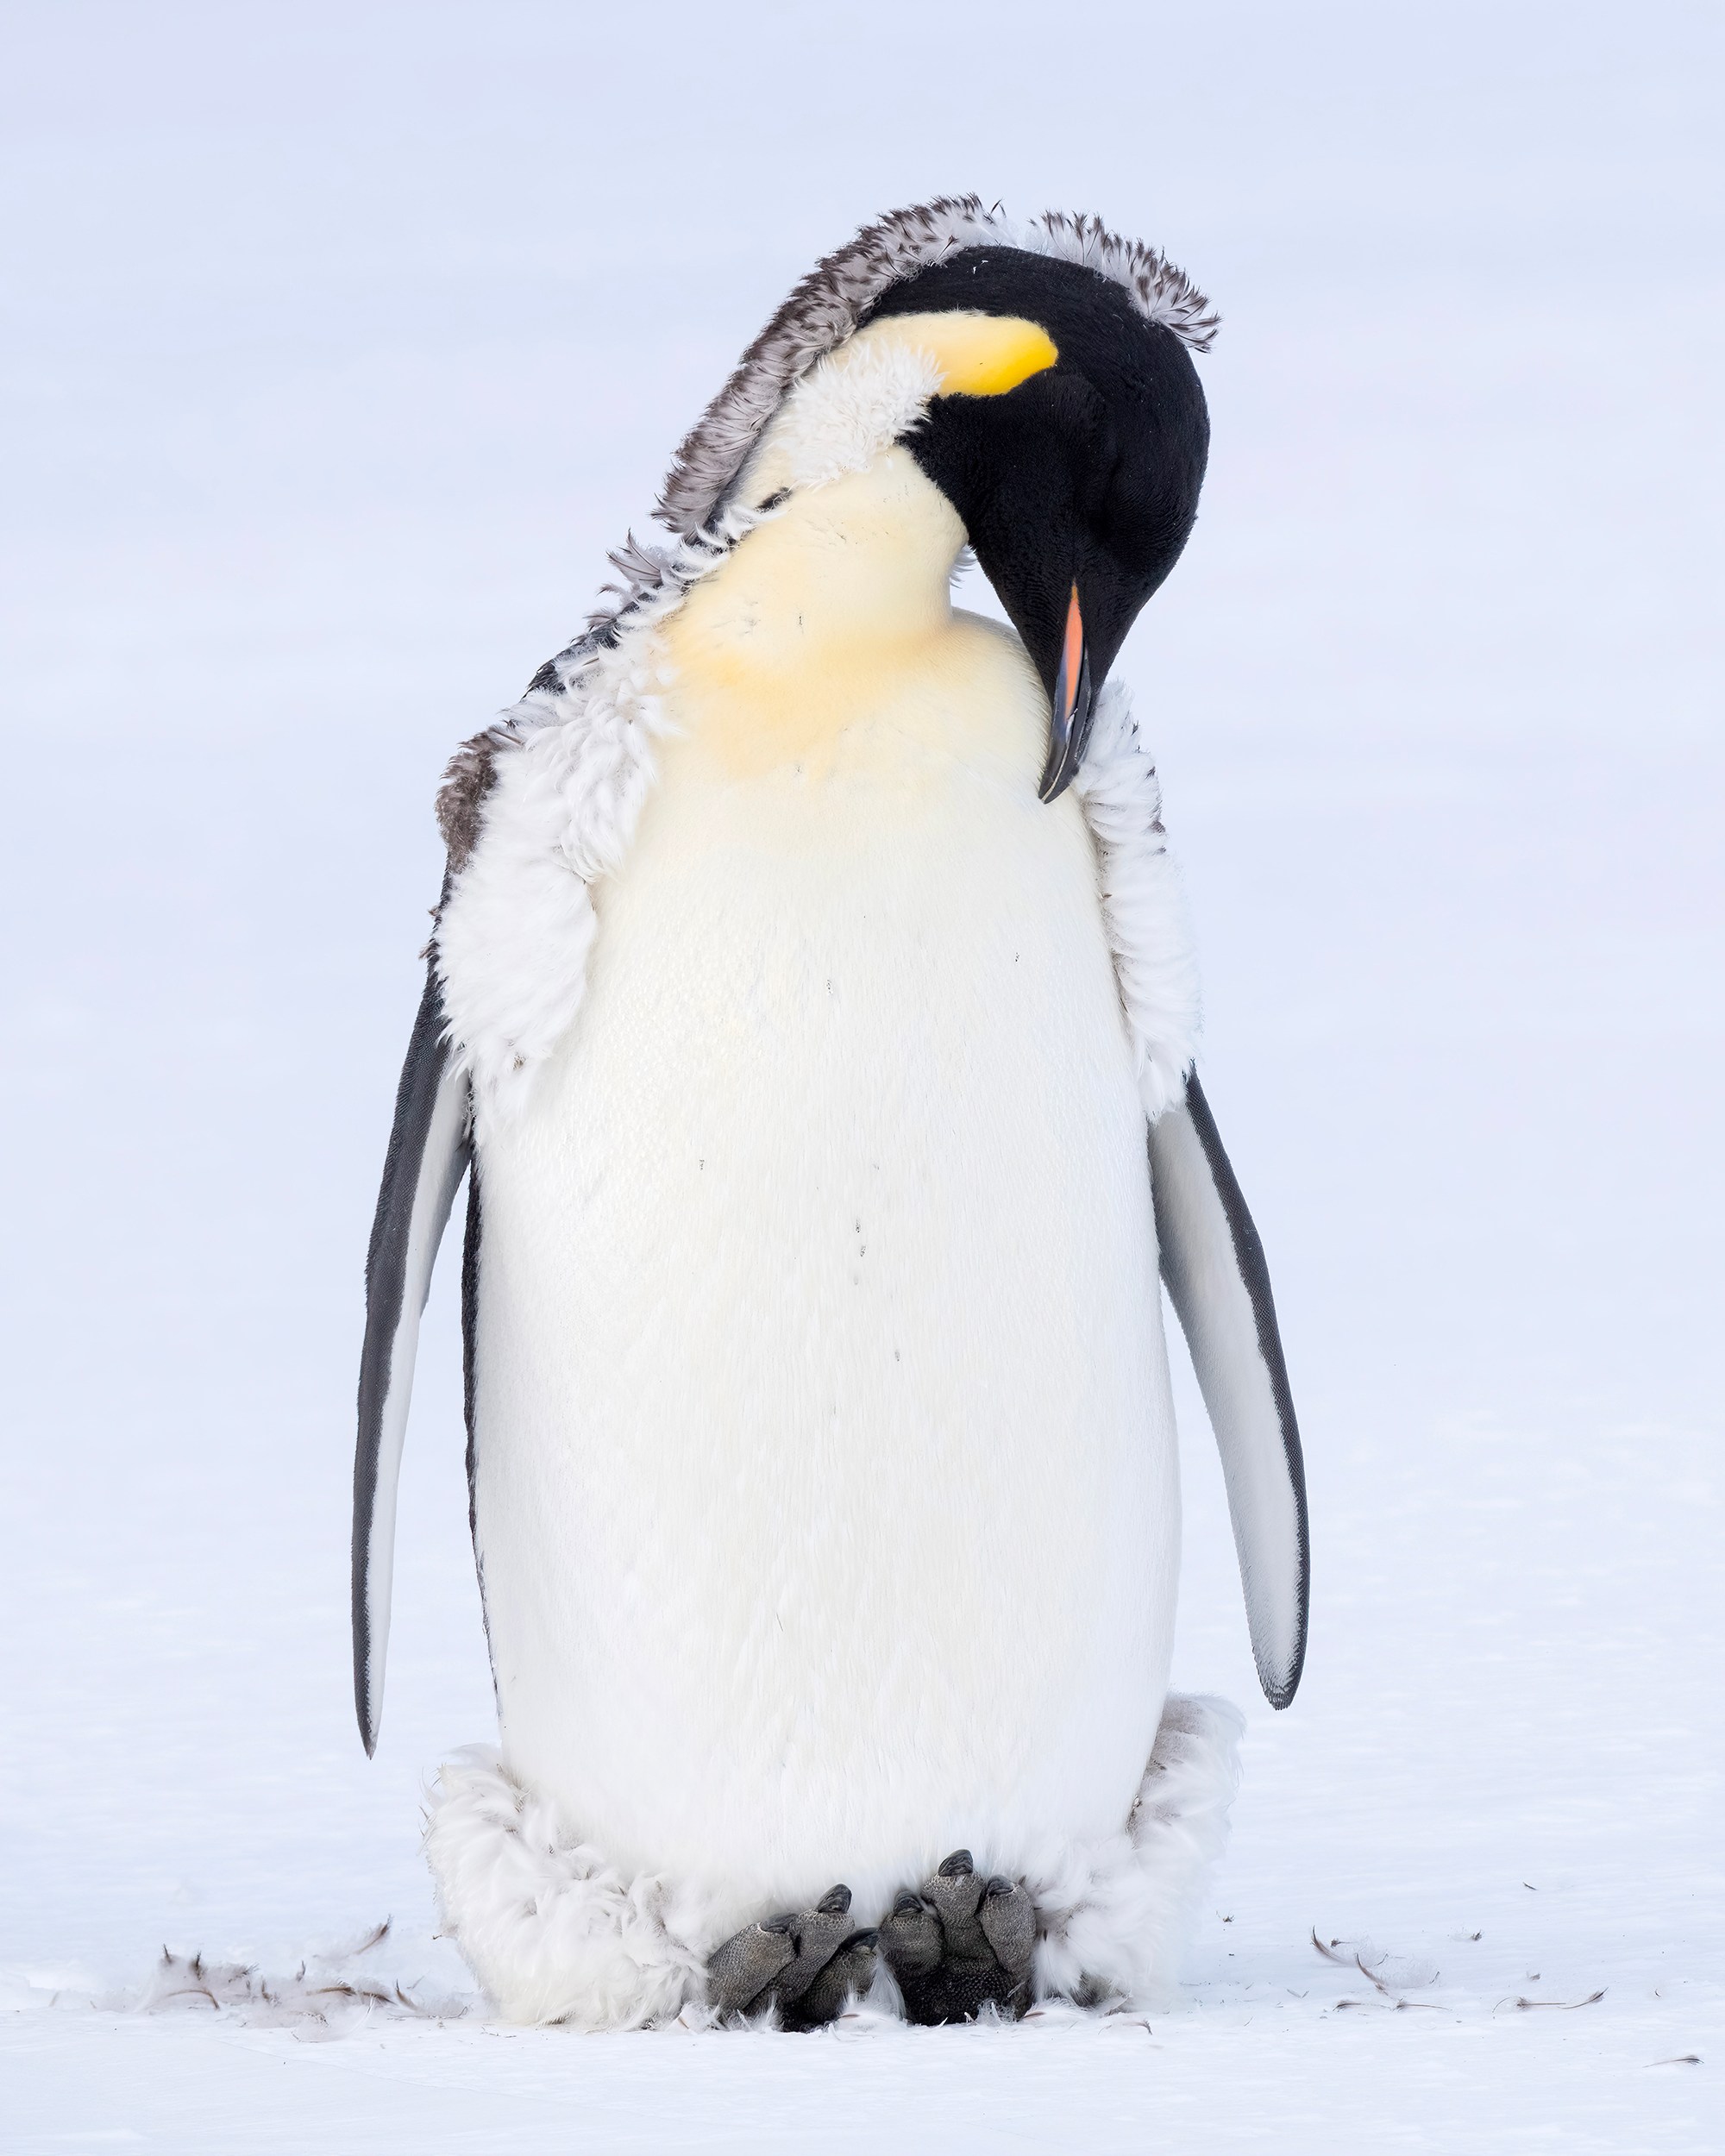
(657, 448), (971, 772)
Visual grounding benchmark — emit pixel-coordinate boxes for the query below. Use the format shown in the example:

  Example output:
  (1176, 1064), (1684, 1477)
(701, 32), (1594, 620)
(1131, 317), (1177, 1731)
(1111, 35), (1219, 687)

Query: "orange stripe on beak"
(1059, 585), (1084, 720)
(1038, 582), (1094, 803)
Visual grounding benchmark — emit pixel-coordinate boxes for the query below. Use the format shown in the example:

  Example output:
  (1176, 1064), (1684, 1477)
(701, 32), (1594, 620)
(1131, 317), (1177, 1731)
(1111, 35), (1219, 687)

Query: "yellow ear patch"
(885, 310), (1058, 398)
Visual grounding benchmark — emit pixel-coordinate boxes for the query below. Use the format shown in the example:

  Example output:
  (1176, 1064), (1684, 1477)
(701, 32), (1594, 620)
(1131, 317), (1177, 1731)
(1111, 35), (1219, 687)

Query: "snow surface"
(2, 2), (1721, 2148)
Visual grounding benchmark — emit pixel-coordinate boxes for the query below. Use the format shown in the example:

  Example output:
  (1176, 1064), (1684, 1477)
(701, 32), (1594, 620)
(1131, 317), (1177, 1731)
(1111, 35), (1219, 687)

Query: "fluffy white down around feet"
(423, 1694), (1243, 2030)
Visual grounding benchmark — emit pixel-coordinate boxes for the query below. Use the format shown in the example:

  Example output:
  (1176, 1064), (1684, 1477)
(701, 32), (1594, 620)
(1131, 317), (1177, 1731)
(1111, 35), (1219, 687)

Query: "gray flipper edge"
(1150, 1072), (1308, 1708)
(352, 956), (471, 1753)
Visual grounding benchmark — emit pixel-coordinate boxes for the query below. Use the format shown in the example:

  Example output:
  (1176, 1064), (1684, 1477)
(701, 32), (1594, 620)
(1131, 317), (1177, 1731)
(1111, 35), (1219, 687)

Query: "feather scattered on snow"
(115, 1921), (474, 2034)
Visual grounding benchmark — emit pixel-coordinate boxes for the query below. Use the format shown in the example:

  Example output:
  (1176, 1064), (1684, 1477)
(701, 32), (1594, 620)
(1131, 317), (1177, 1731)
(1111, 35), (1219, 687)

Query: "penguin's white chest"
(469, 616), (1180, 1931)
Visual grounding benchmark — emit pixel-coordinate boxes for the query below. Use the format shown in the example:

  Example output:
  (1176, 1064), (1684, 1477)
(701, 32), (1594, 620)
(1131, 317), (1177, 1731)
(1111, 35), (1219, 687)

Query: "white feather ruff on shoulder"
(436, 656), (1198, 1133)
(424, 1695), (1241, 2029)
(1071, 682), (1200, 1124)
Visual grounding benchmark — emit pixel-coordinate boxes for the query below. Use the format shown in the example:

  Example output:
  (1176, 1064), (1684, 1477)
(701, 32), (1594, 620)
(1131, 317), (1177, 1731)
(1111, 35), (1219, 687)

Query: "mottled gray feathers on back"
(659, 196), (1218, 541)
(436, 735), (504, 867)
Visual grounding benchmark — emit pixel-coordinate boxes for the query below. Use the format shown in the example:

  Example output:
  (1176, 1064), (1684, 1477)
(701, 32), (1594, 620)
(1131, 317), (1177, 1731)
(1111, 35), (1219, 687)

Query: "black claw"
(816, 1884), (853, 1916)
(892, 1890), (925, 1917)
(938, 1849), (974, 1877)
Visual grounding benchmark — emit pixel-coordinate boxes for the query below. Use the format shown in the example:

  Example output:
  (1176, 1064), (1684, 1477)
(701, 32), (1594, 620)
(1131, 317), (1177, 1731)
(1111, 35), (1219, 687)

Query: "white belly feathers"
(467, 615), (1181, 1929)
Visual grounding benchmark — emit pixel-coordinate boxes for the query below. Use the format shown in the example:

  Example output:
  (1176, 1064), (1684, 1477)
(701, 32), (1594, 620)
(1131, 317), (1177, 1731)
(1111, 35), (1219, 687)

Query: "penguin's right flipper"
(352, 956), (471, 1755)
(1150, 1073), (1309, 1709)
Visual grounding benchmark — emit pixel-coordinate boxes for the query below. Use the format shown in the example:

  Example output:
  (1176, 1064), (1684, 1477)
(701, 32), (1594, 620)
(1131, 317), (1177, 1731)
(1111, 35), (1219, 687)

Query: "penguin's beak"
(1038, 583), (1095, 804)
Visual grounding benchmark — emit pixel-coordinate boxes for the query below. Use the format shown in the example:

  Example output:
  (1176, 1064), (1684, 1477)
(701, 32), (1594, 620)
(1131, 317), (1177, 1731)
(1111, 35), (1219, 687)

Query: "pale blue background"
(3, 4), (1720, 2147)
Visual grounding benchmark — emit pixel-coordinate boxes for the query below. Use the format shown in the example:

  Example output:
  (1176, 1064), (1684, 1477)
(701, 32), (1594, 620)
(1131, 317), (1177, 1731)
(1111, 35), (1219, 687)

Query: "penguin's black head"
(866, 249), (1210, 799)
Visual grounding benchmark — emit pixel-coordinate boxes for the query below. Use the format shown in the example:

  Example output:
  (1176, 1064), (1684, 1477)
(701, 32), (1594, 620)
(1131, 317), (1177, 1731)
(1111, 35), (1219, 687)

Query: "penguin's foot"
(706, 1885), (879, 2030)
(878, 1849), (1035, 2025)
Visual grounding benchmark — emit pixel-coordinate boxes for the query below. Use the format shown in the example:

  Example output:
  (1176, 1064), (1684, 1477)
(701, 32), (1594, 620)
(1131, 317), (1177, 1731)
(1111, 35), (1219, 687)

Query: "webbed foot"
(878, 1849), (1035, 2024)
(706, 1884), (878, 2029)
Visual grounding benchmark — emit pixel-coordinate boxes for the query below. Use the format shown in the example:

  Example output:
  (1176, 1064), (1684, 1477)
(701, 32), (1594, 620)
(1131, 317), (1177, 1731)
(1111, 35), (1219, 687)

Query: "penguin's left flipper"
(707, 1886), (878, 2028)
(878, 1850), (1034, 2024)
(351, 954), (471, 1757)
(1150, 1071), (1309, 1709)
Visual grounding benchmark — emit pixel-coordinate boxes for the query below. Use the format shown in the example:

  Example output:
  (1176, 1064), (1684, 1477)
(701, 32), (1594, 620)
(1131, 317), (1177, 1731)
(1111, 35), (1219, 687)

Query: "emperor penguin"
(352, 198), (1308, 2031)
